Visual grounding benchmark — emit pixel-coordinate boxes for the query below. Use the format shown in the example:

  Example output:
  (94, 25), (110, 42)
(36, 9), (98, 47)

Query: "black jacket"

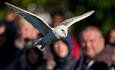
(74, 56), (109, 70)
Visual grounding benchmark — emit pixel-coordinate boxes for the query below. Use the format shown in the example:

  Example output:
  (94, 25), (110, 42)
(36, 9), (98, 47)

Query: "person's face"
(28, 50), (39, 65)
(20, 22), (38, 39)
(81, 30), (104, 58)
(53, 40), (69, 58)
(5, 12), (17, 22)
(52, 15), (64, 27)
(109, 30), (115, 44)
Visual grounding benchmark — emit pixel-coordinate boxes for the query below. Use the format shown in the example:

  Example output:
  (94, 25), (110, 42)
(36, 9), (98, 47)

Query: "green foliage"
(36, 0), (46, 6)
(0, 10), (5, 21)
(21, 0), (32, 5)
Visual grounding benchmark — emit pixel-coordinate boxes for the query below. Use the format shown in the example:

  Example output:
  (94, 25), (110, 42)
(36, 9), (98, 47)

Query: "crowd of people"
(0, 8), (115, 70)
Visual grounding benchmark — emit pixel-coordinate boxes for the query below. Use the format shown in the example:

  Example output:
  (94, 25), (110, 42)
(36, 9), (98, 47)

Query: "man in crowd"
(74, 26), (109, 70)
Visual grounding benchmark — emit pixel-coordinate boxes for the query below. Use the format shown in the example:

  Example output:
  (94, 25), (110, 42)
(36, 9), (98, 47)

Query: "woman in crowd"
(50, 39), (76, 70)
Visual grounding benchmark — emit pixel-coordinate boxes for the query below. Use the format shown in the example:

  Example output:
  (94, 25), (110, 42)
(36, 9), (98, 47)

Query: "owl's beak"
(62, 31), (66, 36)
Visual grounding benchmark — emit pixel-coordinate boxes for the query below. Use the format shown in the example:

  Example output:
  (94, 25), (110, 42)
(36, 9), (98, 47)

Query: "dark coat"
(74, 56), (109, 70)
(17, 47), (47, 70)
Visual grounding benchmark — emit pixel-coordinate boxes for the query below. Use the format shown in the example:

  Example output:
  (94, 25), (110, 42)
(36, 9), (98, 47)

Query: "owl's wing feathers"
(5, 2), (52, 35)
(60, 10), (95, 28)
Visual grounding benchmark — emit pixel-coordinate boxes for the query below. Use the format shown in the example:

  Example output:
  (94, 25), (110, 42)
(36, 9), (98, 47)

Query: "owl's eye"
(61, 29), (64, 31)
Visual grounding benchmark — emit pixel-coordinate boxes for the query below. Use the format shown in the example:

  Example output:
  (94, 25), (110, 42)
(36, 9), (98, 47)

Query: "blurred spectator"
(50, 9), (64, 27)
(50, 39), (76, 70)
(4, 9), (19, 36)
(15, 17), (39, 49)
(74, 26), (108, 70)
(106, 27), (115, 46)
(100, 27), (115, 67)
(19, 18), (38, 40)
(18, 47), (47, 70)
(0, 21), (22, 70)
(50, 9), (79, 59)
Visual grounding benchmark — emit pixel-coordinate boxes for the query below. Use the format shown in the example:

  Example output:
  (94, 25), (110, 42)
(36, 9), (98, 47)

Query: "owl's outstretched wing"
(60, 10), (95, 28)
(5, 2), (52, 35)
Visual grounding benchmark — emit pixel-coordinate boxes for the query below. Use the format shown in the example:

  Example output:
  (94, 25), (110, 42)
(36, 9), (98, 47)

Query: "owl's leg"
(32, 38), (45, 51)
(36, 45), (45, 51)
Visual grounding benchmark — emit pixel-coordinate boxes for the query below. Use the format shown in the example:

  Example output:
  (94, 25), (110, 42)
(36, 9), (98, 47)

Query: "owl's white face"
(54, 25), (68, 38)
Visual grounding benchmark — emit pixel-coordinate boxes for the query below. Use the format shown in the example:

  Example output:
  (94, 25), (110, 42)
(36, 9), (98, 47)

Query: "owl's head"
(54, 25), (68, 38)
